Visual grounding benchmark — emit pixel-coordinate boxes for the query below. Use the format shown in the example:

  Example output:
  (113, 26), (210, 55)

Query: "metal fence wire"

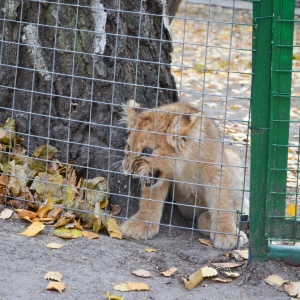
(1, 0), (253, 251)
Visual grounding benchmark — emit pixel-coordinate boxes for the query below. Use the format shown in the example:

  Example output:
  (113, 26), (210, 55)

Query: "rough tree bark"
(167, 0), (182, 23)
(0, 0), (178, 216)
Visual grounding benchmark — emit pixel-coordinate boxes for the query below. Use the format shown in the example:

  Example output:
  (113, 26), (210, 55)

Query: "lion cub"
(121, 100), (249, 249)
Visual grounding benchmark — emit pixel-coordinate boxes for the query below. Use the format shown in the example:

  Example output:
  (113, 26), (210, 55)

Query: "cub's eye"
(141, 148), (153, 156)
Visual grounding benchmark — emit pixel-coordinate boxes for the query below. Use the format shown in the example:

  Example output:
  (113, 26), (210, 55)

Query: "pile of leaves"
(0, 118), (122, 237)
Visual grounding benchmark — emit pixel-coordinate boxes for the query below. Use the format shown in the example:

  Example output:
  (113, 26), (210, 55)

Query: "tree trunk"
(167, 0), (182, 23)
(0, 0), (178, 216)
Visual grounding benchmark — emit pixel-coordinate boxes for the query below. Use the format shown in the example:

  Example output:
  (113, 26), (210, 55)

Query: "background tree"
(0, 0), (178, 215)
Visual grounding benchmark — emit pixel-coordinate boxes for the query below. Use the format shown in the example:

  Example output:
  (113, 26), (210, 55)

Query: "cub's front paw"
(121, 218), (159, 240)
(211, 231), (248, 250)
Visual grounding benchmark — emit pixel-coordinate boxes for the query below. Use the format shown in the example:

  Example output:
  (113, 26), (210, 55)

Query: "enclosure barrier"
(250, 0), (300, 262)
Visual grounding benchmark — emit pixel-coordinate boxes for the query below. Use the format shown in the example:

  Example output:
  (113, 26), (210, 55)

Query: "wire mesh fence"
(0, 0), (251, 249)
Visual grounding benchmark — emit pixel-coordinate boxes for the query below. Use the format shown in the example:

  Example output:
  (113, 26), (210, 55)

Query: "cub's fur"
(121, 100), (249, 249)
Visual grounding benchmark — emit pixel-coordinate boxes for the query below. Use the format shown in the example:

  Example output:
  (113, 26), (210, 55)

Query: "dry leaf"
(211, 262), (242, 268)
(284, 281), (300, 298)
(20, 221), (45, 237)
(106, 218), (123, 239)
(182, 269), (203, 291)
(286, 203), (298, 217)
(224, 272), (240, 278)
(233, 249), (249, 260)
(201, 266), (218, 278)
(54, 227), (83, 239)
(198, 238), (213, 247)
(44, 271), (63, 282)
(264, 275), (287, 287)
(46, 242), (64, 249)
(212, 277), (232, 283)
(145, 248), (157, 253)
(17, 209), (37, 220)
(161, 267), (178, 277)
(106, 291), (123, 300)
(0, 208), (14, 219)
(127, 282), (150, 291)
(82, 230), (99, 239)
(230, 105), (243, 110)
(113, 283), (130, 292)
(131, 269), (151, 278)
(46, 281), (65, 293)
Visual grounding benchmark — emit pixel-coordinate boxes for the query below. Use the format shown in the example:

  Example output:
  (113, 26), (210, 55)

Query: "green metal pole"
(250, 0), (273, 260)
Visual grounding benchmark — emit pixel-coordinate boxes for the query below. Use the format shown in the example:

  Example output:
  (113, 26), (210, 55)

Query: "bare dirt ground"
(1, 2), (300, 300)
(1, 216), (300, 300)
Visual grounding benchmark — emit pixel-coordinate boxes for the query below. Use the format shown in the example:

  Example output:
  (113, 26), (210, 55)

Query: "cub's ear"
(121, 100), (141, 129)
(167, 113), (199, 148)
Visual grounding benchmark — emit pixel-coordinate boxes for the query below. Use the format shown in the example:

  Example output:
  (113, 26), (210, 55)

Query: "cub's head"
(122, 100), (199, 187)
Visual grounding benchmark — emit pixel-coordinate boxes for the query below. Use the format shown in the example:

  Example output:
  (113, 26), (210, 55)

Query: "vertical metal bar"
(266, 0), (295, 240)
(249, 0), (273, 260)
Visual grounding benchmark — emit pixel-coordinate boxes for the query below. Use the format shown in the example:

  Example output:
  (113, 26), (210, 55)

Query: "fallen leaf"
(211, 262), (242, 268)
(106, 291), (123, 300)
(113, 283), (130, 292)
(46, 281), (65, 293)
(46, 242), (64, 249)
(264, 274), (287, 287)
(127, 282), (149, 291)
(286, 203), (298, 217)
(284, 281), (300, 298)
(233, 249), (249, 260)
(145, 248), (157, 253)
(0, 208), (14, 219)
(198, 238), (213, 247)
(131, 269), (151, 278)
(44, 271), (63, 282)
(106, 218), (123, 239)
(82, 230), (99, 239)
(212, 277), (232, 283)
(161, 267), (178, 277)
(54, 227), (83, 239)
(20, 221), (45, 237)
(17, 209), (37, 220)
(36, 199), (54, 218)
(230, 105), (243, 110)
(182, 269), (203, 291)
(201, 266), (218, 278)
(224, 272), (240, 278)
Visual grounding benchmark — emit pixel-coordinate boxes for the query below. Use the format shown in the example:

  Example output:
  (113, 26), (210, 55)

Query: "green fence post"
(249, 0), (273, 260)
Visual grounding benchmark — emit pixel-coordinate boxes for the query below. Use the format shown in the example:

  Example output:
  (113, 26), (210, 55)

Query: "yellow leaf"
(113, 283), (130, 292)
(182, 269), (203, 291)
(20, 221), (45, 237)
(161, 267), (178, 277)
(224, 272), (240, 278)
(131, 269), (151, 278)
(44, 271), (63, 282)
(82, 230), (99, 239)
(46, 281), (65, 293)
(36, 199), (54, 218)
(106, 291), (123, 300)
(201, 266), (218, 278)
(127, 282), (149, 291)
(46, 242), (64, 249)
(264, 275), (287, 287)
(17, 209), (37, 220)
(286, 203), (297, 217)
(54, 227), (83, 239)
(230, 105), (243, 110)
(145, 248), (156, 253)
(106, 218), (123, 239)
